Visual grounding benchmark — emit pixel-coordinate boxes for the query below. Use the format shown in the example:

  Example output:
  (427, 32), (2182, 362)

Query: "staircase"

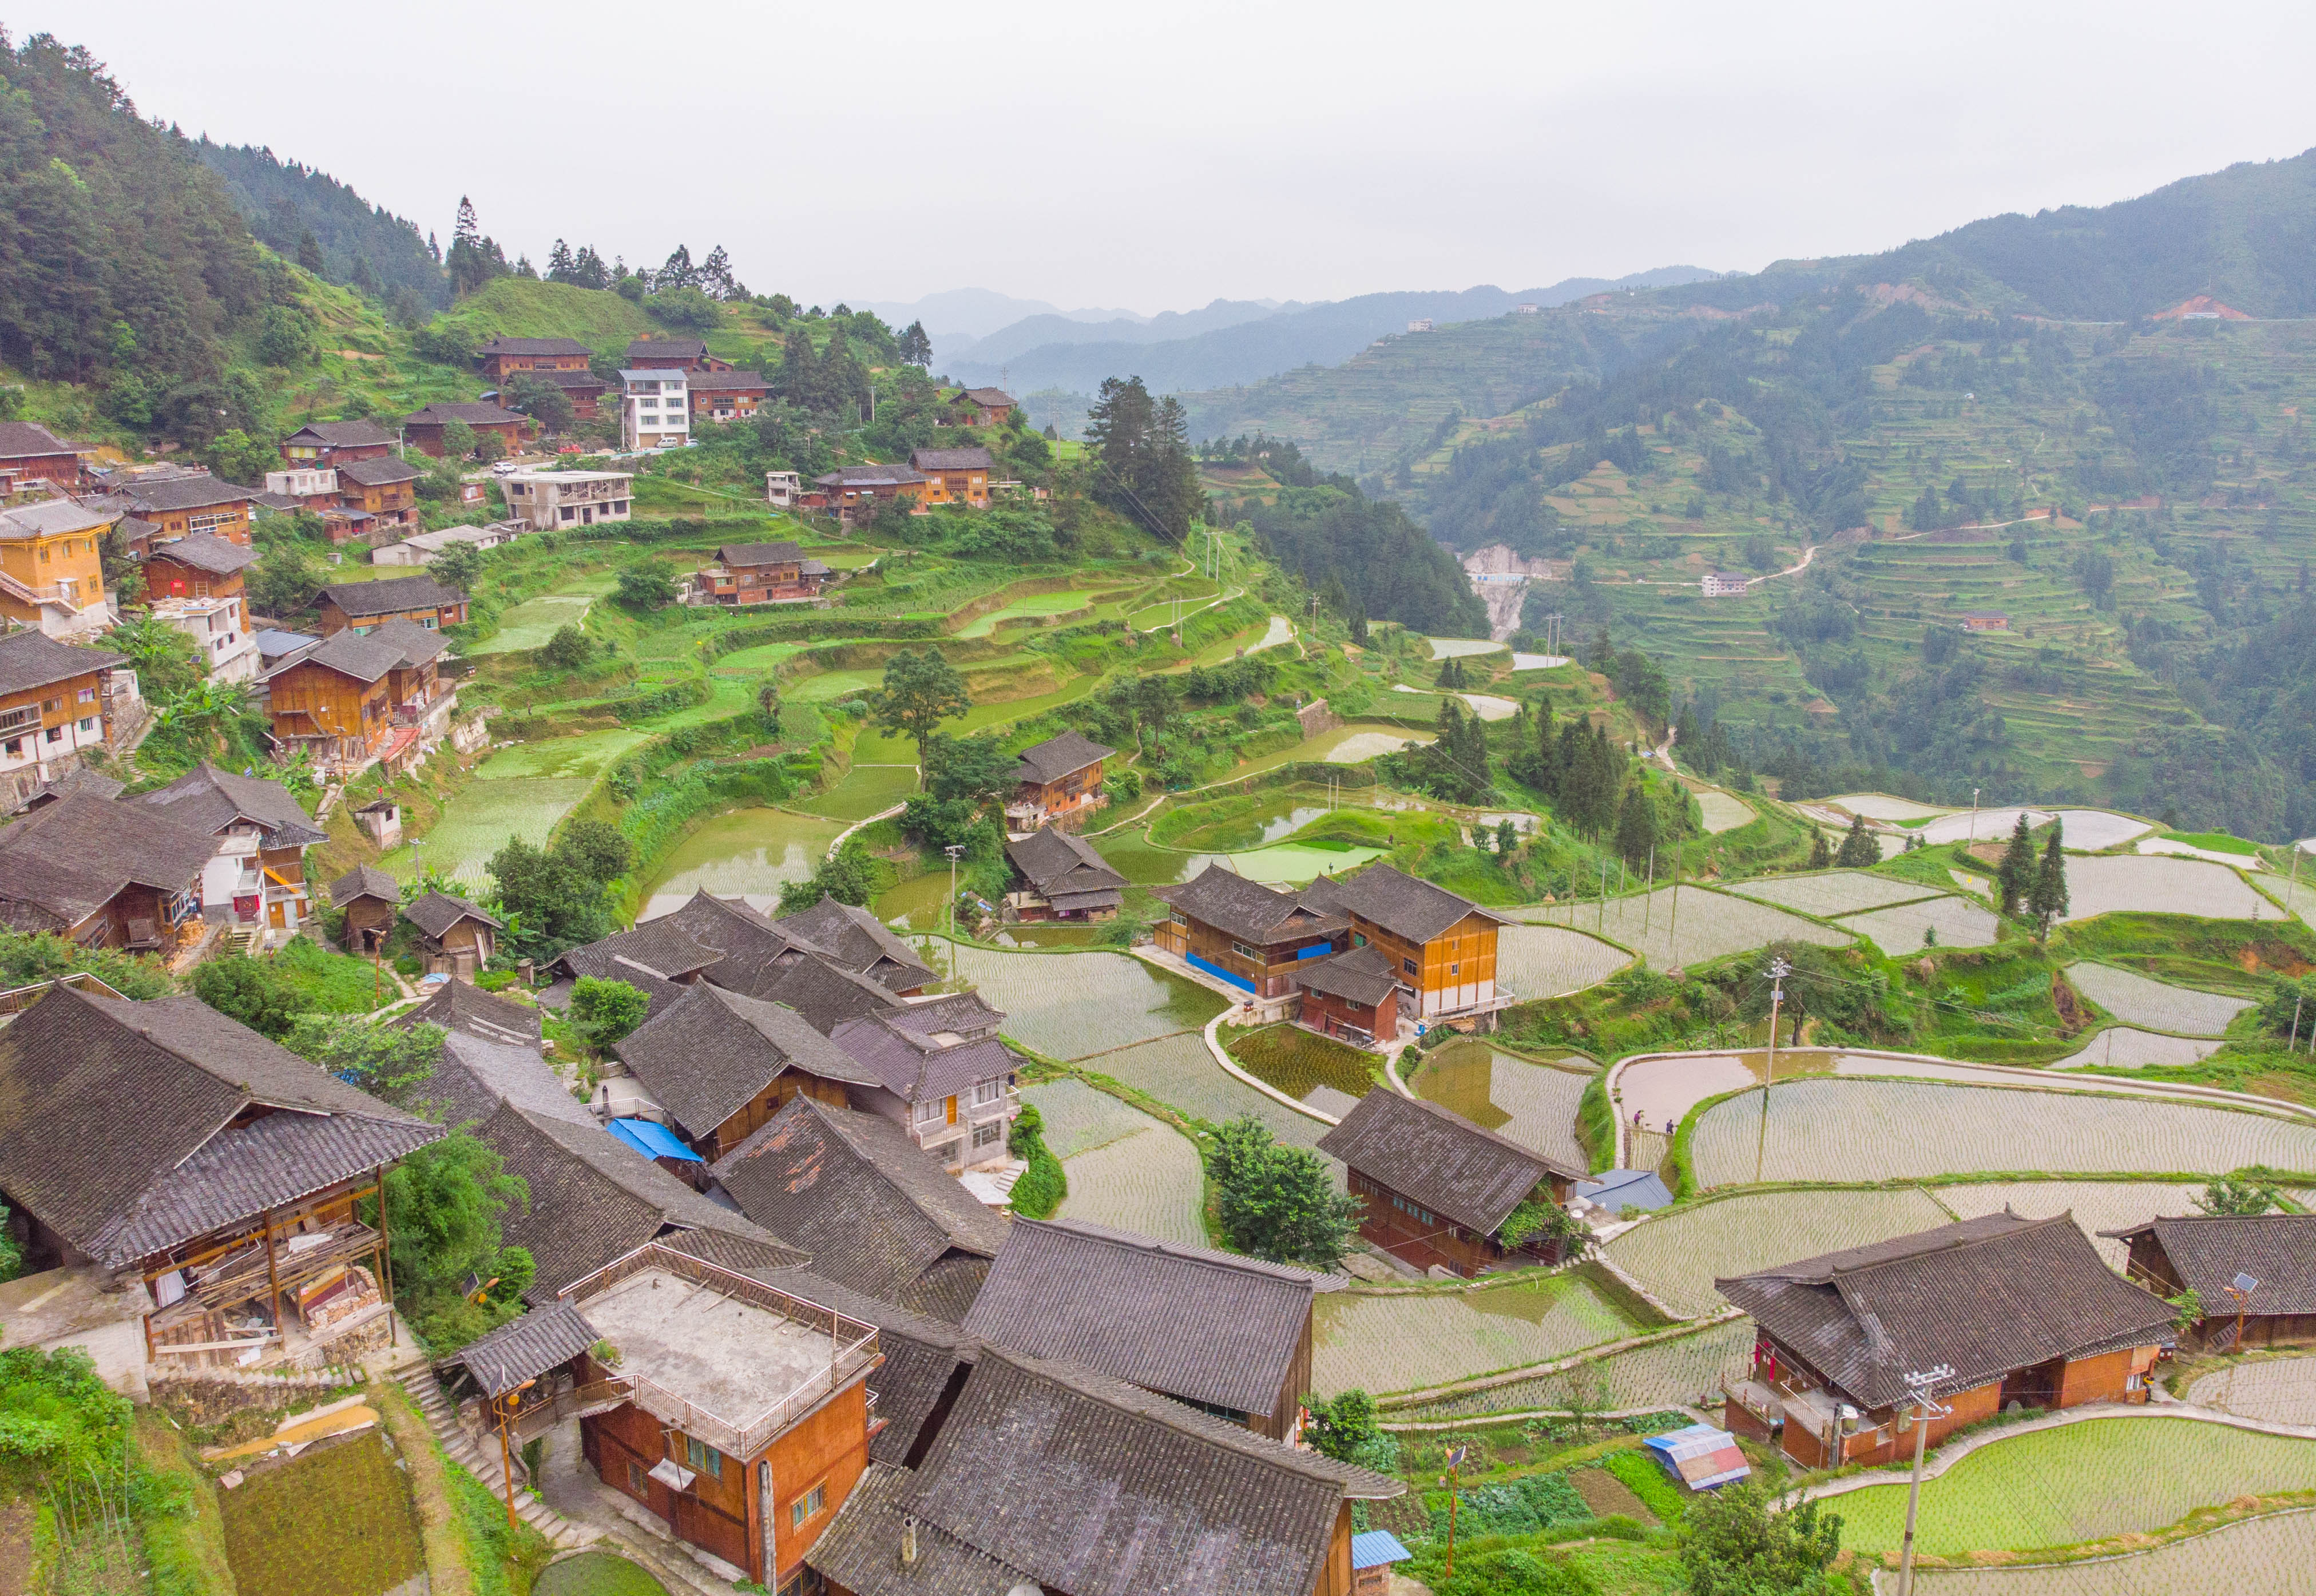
(397, 1363), (590, 1550)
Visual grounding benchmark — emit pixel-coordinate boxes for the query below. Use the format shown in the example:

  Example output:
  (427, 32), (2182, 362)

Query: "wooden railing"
(0, 970), (128, 1018)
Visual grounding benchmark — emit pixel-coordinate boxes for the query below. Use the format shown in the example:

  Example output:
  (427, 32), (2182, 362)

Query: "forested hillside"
(197, 139), (449, 313)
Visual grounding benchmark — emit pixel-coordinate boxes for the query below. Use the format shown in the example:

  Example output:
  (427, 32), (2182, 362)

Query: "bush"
(1006, 1104), (1066, 1219)
(191, 953), (304, 1039)
(570, 977), (649, 1046)
(538, 624), (594, 670)
(1433, 1545), (1600, 1596)
(1205, 1115), (1361, 1267)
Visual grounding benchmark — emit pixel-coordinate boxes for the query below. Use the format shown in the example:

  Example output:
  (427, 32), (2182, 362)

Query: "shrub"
(1006, 1105), (1065, 1219)
(570, 977), (649, 1046)
(191, 953), (304, 1039)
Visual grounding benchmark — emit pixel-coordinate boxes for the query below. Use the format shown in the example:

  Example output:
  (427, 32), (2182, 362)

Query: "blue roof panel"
(607, 1116), (702, 1162)
(1350, 1530), (1411, 1570)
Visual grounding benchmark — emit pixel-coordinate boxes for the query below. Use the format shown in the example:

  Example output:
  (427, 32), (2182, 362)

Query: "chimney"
(901, 1515), (919, 1566)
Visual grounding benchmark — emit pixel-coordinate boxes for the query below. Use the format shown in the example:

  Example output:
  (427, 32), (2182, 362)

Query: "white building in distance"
(620, 371), (689, 452)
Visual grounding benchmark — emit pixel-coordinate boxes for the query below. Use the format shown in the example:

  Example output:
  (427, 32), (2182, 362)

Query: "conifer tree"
(897, 320), (933, 366)
(1807, 829), (1833, 868)
(779, 330), (818, 407)
(1834, 813), (1879, 867)
(546, 239), (575, 280)
(1997, 813), (2035, 916)
(2029, 821), (2070, 936)
(1615, 785), (1657, 865)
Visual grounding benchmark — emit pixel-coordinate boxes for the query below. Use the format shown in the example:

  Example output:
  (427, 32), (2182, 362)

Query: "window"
(560, 507), (576, 521)
(973, 1078), (1004, 1106)
(914, 1097), (946, 1126)
(76, 718), (94, 733)
(627, 1460), (647, 1495)
(3, 739), (19, 757)
(790, 1482), (827, 1528)
(76, 688), (94, 704)
(972, 1120), (1004, 1150)
(1230, 940), (1262, 961)
(684, 1436), (723, 1479)
(1402, 958), (1419, 977)
(44, 726), (61, 743)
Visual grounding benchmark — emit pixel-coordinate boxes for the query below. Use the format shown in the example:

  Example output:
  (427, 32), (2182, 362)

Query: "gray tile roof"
(13, 767), (125, 813)
(712, 1096), (1007, 1323)
(514, 368), (609, 391)
(614, 982), (880, 1141)
(1317, 1089), (1575, 1234)
(685, 370), (768, 392)
(752, 952), (902, 1035)
(748, 1268), (980, 1466)
(403, 401), (526, 427)
(0, 499), (117, 540)
(1006, 828), (1126, 907)
(261, 629), (407, 686)
(335, 456), (423, 488)
(89, 475), (258, 513)
(0, 794), (219, 934)
(0, 420), (79, 456)
(410, 1030), (589, 1133)
(319, 575), (462, 618)
(443, 1301), (601, 1399)
(814, 464), (927, 489)
(554, 919), (721, 987)
(285, 420), (396, 448)
(139, 764), (326, 848)
(1012, 729), (1113, 786)
(0, 987), (442, 1268)
(908, 447), (994, 472)
(831, 1006), (1017, 1107)
(404, 890), (501, 940)
(1293, 944), (1400, 1007)
(1718, 1211), (2178, 1411)
(807, 1462), (1028, 1596)
(895, 1346), (1401, 1596)
(147, 532), (259, 575)
(397, 980), (542, 1049)
(1328, 863), (1506, 944)
(478, 338), (594, 358)
(330, 864), (402, 907)
(962, 1218), (1332, 1420)
(715, 541), (805, 567)
(1151, 864), (1346, 946)
(0, 629), (126, 695)
(776, 897), (933, 991)
(625, 337), (708, 360)
(2102, 1214), (2316, 1318)
(654, 890), (823, 996)
(954, 388), (1014, 407)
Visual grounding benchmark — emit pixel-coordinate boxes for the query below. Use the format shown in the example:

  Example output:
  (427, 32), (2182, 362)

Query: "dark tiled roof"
(712, 1096), (1006, 1321)
(139, 764), (325, 847)
(398, 980), (542, 1049)
(1294, 944), (1400, 1006)
(0, 629), (126, 695)
(411, 1029), (588, 1133)
(445, 1301), (600, 1399)
(1006, 827), (1126, 905)
(1329, 862), (1506, 944)
(807, 1462), (1028, 1596)
(90, 475), (257, 513)
(253, 491), (303, 512)
(1718, 1211), (2177, 1411)
(953, 388), (1014, 407)
(687, 370), (768, 392)
(1317, 1089), (1575, 1233)
(319, 574), (462, 617)
(814, 464), (926, 489)
(716, 541), (804, 566)
(831, 1007), (1016, 1107)
(0, 499), (116, 539)
(909, 447), (993, 472)
(404, 891), (501, 939)
(896, 1347), (1401, 1596)
(554, 919), (722, 986)
(625, 337), (707, 360)
(2104, 1214), (2316, 1317)
(1013, 729), (1113, 785)
(478, 338), (593, 358)
(517, 368), (609, 391)
(615, 982), (879, 1141)
(13, 767), (125, 812)
(0, 420), (78, 455)
(285, 420), (396, 448)
(752, 952), (902, 1035)
(330, 864), (402, 907)
(262, 629), (404, 686)
(0, 987), (441, 1268)
(147, 532), (259, 575)
(655, 890), (823, 996)
(403, 401), (526, 427)
(0, 795), (218, 933)
(1151, 864), (1346, 946)
(962, 1218), (1329, 1419)
(335, 456), (424, 488)
(747, 1268), (979, 1466)
(776, 897), (934, 991)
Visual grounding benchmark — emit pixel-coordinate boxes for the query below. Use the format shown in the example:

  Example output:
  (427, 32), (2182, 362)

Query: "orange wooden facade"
(700, 1071), (849, 1164)
(481, 350), (592, 383)
(266, 659), (390, 765)
(142, 551), (246, 602)
(318, 594), (469, 636)
(1347, 909), (1497, 1018)
(130, 497), (252, 545)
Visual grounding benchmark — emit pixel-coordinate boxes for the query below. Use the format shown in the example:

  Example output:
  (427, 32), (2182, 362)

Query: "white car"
(490, 460), (521, 477)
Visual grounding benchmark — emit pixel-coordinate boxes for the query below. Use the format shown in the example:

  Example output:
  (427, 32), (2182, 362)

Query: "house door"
(269, 899), (287, 928)
(1998, 1357), (2063, 1412)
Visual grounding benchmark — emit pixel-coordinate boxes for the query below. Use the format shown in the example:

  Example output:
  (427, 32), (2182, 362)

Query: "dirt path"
(378, 1385), (475, 1596)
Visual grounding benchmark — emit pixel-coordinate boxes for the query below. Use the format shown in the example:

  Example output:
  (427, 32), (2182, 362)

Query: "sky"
(24, 0), (2316, 317)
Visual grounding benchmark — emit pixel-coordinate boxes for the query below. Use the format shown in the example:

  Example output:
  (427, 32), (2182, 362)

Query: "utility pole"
(1894, 1365), (1954, 1596)
(1967, 788), (1981, 847)
(1755, 955), (1791, 1185)
(944, 843), (965, 978)
(1443, 1444), (1468, 1580)
(1643, 846), (1655, 932)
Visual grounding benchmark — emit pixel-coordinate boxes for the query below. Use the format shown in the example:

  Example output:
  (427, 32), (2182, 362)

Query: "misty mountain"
(938, 297), (1299, 369)
(945, 268), (1723, 399)
(197, 138), (447, 308)
(853, 287), (1147, 340)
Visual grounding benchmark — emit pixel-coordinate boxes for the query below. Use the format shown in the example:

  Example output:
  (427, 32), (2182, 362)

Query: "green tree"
(288, 1015), (442, 1097)
(647, 285), (723, 331)
(614, 563), (676, 609)
(2194, 1170), (2279, 1216)
(868, 648), (970, 775)
(1496, 816), (1518, 857)
(1806, 829), (1833, 869)
(558, 819), (634, 886)
(756, 677), (782, 735)
(570, 977), (649, 1046)
(155, 679), (256, 757)
(430, 540), (483, 593)
(538, 624), (594, 670)
(777, 842), (881, 914)
(374, 1132), (531, 1349)
(259, 303), (321, 366)
(1833, 813), (1879, 867)
(102, 615), (203, 697)
(504, 375), (576, 433)
(486, 825), (632, 957)
(249, 540), (324, 616)
(1303, 1390), (1399, 1473)
(437, 417), (478, 460)
(2028, 820), (2070, 937)
(1996, 813), (2035, 916)
(1205, 1116), (1361, 1268)
(1085, 375), (1203, 541)
(191, 953), (303, 1039)
(1614, 784), (1657, 866)
(1678, 1479), (1847, 1596)
(474, 431), (507, 466)
(923, 732), (1017, 805)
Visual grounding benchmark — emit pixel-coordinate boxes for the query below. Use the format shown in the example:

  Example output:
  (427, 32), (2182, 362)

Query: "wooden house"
(572, 1245), (878, 1587)
(0, 629), (136, 811)
(260, 621), (453, 776)
(333, 456), (423, 528)
(808, 1344), (1403, 1596)
(142, 533), (256, 602)
(0, 985), (442, 1374)
(1960, 610), (2012, 632)
(0, 792), (215, 950)
(699, 541), (831, 605)
(649, 890), (823, 996)
(945, 387), (1016, 428)
(0, 498), (116, 638)
(624, 336), (730, 372)
(907, 446), (993, 508)
(138, 764), (326, 932)
(712, 1094), (1009, 1323)
(1003, 826), (1126, 920)
(1293, 944), (1401, 1046)
(1006, 729), (1113, 832)
(774, 896), (935, 994)
(613, 981), (883, 1161)
(810, 464), (927, 524)
(10, 765), (123, 812)
(1326, 863), (1508, 1021)
(401, 401), (530, 459)
(1718, 1211), (2175, 1470)
(84, 473), (256, 545)
(828, 994), (1020, 1172)
(279, 420), (396, 467)
(475, 336), (594, 384)
(316, 574), (469, 634)
(963, 1217), (1333, 1440)
(1318, 1090), (1581, 1276)
(330, 863), (403, 954)
(0, 420), (93, 488)
(687, 370), (770, 423)
(2107, 1214), (2316, 1351)
(501, 367), (612, 419)
(404, 890), (501, 979)
(1152, 864), (1347, 1000)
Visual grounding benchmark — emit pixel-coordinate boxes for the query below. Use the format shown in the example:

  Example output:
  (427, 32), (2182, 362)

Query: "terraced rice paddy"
(1688, 1078), (2316, 1188)
(1725, 871), (1941, 918)
(793, 762), (921, 821)
(387, 727), (648, 884)
(1323, 730), (1427, 763)
(1228, 1025), (1381, 1105)
(1223, 721), (1437, 779)
(1019, 1080), (1209, 1247)
(1603, 1188), (1953, 1318)
(640, 806), (847, 915)
(787, 668), (884, 703)
(2066, 963), (2255, 1035)
(1840, 894), (2003, 954)
(1409, 1041), (1593, 1169)
(1830, 793), (1949, 822)
(2052, 1027), (2224, 1071)
(1094, 1031), (1330, 1151)
(1180, 839), (1387, 885)
(1929, 1181), (2204, 1268)
(708, 641), (806, 676)
(948, 946), (1223, 1060)
(1526, 887), (1847, 971)
(1912, 1507), (2316, 1595)
(1247, 615), (1295, 652)
(1311, 1275), (1635, 1396)
(2062, 855), (2273, 922)
(1694, 789), (1754, 834)
(1830, 1417), (2316, 1558)
(955, 590), (1098, 638)
(1020, 1078), (1151, 1159)
(1910, 807), (2153, 850)
(1426, 637), (1507, 659)
(1494, 924), (1630, 1000)
(465, 592), (593, 654)
(1393, 1319), (1756, 1419)
(2187, 1356), (2316, 1426)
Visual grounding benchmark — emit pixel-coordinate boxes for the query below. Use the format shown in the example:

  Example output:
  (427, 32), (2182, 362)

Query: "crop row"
(2066, 963), (2255, 1037)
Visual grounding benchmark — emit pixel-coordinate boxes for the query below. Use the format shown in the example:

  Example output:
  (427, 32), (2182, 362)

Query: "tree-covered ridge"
(0, 30), (283, 384)
(196, 137), (449, 313)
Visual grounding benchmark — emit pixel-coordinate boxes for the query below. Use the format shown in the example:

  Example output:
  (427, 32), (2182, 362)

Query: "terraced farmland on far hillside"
(1525, 886), (1847, 971)
(1723, 871), (1939, 918)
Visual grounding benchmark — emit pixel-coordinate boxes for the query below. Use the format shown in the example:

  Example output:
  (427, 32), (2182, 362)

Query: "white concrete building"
(766, 470), (800, 508)
(499, 470), (634, 530)
(148, 593), (259, 682)
(619, 370), (689, 451)
(1702, 571), (1751, 597)
(372, 522), (525, 566)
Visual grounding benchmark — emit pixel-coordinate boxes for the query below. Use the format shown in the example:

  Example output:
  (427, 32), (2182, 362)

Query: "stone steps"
(396, 1364), (588, 1550)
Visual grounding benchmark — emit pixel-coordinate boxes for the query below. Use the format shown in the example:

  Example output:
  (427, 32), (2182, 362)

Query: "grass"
(533, 1553), (671, 1596)
(1312, 1273), (1640, 1396)
(793, 761), (920, 821)
(2166, 831), (2262, 857)
(217, 1433), (425, 1596)
(1227, 1023), (1381, 1102)
(272, 934), (390, 1015)
(134, 1410), (235, 1596)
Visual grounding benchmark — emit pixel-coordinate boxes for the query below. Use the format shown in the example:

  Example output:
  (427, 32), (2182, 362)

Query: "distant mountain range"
(851, 288), (1152, 340)
(941, 268), (1724, 400)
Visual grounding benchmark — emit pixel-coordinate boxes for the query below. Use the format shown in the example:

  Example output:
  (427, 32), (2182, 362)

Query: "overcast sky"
(25, 0), (2316, 316)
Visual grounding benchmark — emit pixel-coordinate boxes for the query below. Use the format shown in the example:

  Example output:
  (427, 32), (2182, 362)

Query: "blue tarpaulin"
(1295, 942), (1337, 960)
(1187, 953), (1255, 992)
(607, 1118), (702, 1162)
(1350, 1530), (1411, 1571)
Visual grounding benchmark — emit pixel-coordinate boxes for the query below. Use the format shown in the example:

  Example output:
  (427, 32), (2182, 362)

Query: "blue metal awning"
(607, 1117), (702, 1162)
(1187, 952), (1255, 992)
(1350, 1530), (1411, 1570)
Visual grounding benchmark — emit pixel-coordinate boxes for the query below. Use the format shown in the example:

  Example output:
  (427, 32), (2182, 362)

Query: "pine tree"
(655, 245), (696, 292)
(897, 320), (933, 366)
(573, 245), (608, 289)
(1834, 814), (1879, 867)
(1615, 785), (1656, 865)
(1807, 829), (1833, 868)
(296, 230), (323, 274)
(2028, 821), (2070, 936)
(546, 239), (576, 281)
(698, 244), (736, 298)
(1997, 814), (2035, 916)
(779, 331), (818, 407)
